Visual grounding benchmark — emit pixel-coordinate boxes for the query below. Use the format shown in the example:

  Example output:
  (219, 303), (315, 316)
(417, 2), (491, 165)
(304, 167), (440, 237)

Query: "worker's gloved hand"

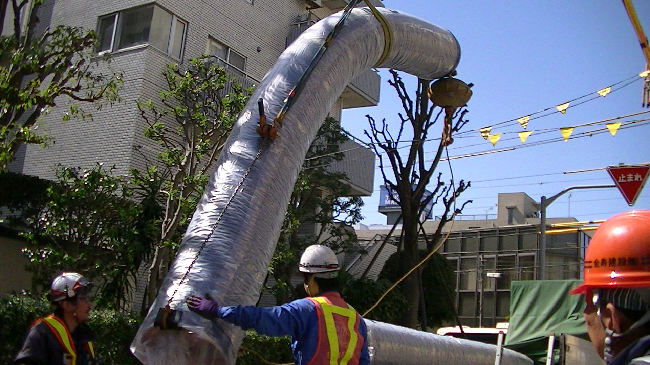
(187, 294), (220, 319)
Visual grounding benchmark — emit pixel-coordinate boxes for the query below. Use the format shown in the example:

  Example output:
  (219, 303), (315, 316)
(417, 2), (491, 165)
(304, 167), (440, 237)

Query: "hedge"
(0, 293), (294, 365)
(0, 293), (141, 365)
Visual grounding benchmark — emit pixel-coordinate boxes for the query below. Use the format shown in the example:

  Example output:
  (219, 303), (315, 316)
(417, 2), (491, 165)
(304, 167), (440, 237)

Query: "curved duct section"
(131, 7), (531, 365)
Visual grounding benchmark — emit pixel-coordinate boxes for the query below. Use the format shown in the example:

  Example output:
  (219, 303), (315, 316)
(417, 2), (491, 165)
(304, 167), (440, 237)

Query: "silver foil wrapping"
(365, 320), (531, 365)
(131, 7), (531, 365)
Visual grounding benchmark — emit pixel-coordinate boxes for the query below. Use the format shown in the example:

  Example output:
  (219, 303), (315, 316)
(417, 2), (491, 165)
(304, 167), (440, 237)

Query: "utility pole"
(539, 185), (615, 280)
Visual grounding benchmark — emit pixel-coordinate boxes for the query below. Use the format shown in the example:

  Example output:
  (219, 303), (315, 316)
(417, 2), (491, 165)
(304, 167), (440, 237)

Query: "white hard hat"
(50, 272), (92, 301)
(299, 245), (339, 279)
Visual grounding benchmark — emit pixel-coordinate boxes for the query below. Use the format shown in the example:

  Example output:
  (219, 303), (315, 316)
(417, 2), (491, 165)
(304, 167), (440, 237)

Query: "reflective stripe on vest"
(311, 296), (359, 365)
(41, 316), (77, 365)
(38, 316), (96, 365)
(84, 342), (95, 359)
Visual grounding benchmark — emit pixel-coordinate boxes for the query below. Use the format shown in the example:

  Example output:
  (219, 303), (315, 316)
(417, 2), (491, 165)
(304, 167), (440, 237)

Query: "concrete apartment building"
(351, 192), (591, 328)
(1, 0), (381, 294)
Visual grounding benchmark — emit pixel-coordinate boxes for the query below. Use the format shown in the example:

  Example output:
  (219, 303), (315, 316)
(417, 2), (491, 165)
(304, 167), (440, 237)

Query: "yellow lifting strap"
(312, 297), (359, 365)
(363, 0), (393, 67)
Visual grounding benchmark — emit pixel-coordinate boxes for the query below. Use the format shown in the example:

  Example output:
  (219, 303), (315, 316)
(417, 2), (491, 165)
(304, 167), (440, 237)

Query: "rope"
(362, 146), (458, 318)
(274, 0), (393, 125)
(363, 0), (393, 67)
(166, 141), (269, 307)
(274, 0), (364, 126)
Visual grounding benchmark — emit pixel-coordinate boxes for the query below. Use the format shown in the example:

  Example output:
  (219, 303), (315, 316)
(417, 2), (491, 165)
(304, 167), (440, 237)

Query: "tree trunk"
(144, 245), (171, 312)
(399, 219), (422, 328)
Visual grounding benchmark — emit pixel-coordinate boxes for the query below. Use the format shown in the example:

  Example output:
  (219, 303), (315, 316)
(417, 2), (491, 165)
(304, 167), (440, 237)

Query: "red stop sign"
(607, 165), (650, 206)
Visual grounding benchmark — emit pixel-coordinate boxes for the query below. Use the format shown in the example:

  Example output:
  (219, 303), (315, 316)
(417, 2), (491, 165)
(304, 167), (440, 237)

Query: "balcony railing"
(328, 139), (376, 196)
(204, 56), (259, 95)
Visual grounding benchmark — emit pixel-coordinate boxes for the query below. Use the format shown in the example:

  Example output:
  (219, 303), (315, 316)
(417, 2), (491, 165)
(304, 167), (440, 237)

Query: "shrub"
(0, 293), (142, 365)
(0, 293), (50, 365)
(238, 331), (292, 365)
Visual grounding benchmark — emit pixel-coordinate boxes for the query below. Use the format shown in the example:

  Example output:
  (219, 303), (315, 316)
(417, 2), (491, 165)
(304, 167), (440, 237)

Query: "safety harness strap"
(312, 296), (359, 365)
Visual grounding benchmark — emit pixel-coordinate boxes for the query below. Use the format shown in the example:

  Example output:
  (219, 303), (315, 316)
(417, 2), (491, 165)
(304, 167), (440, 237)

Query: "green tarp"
(503, 280), (589, 363)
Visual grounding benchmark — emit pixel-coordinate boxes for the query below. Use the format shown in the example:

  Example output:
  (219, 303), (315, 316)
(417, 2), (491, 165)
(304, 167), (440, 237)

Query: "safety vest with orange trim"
(307, 294), (364, 365)
(35, 315), (96, 365)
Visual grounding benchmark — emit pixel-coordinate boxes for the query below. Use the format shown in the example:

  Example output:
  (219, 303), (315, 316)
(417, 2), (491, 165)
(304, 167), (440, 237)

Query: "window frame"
(207, 38), (247, 72)
(168, 16), (187, 60)
(96, 5), (186, 60)
(97, 13), (119, 55)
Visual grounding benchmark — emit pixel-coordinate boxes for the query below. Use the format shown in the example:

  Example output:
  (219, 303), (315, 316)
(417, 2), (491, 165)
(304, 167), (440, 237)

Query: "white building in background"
(351, 192), (591, 328)
(1, 0), (381, 295)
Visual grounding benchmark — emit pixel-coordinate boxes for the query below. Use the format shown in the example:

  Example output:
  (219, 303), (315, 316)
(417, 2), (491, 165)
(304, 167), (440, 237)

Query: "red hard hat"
(570, 210), (650, 295)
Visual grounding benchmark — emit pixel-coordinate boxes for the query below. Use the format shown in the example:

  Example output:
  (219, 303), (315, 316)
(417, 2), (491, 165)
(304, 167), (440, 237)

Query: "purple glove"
(187, 294), (220, 319)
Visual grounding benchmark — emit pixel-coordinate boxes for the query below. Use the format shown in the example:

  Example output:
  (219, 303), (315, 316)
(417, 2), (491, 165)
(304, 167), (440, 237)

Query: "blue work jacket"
(217, 291), (370, 365)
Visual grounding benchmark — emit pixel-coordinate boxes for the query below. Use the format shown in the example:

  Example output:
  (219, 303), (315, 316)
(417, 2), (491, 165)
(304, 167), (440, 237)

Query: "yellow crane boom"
(622, 0), (650, 107)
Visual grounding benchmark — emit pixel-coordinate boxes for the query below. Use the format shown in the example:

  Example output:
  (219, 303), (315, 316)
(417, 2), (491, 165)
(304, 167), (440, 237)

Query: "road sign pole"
(539, 185), (615, 280)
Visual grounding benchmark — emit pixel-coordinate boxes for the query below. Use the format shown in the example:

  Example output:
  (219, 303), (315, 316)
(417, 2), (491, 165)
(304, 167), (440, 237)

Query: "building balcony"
(286, 14), (380, 109)
(205, 56), (259, 94)
(328, 139), (375, 196)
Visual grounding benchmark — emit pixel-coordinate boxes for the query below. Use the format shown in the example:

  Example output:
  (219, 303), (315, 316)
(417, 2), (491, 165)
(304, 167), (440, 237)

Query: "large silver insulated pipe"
(131, 7), (532, 365)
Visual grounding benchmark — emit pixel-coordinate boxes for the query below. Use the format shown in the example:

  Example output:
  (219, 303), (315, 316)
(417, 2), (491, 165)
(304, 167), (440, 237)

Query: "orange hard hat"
(570, 210), (650, 295)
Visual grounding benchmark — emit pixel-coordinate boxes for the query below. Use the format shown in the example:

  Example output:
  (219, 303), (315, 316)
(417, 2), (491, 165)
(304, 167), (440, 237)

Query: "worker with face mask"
(187, 244), (370, 365)
(15, 272), (98, 365)
(570, 210), (650, 365)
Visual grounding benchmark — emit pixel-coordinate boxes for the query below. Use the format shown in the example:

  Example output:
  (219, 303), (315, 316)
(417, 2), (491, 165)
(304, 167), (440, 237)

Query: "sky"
(340, 0), (650, 226)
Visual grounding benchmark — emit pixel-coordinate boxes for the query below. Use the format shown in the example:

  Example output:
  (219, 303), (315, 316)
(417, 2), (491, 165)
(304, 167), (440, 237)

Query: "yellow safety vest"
(311, 296), (361, 365)
(38, 315), (95, 365)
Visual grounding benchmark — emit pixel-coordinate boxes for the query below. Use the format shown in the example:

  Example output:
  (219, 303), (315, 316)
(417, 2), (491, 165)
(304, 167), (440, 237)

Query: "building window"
(207, 39), (246, 73)
(97, 5), (187, 59)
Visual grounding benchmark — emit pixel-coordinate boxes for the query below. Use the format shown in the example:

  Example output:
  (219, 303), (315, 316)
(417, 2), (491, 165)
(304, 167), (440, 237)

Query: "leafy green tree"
(379, 250), (456, 328)
(0, 0), (122, 170)
(7, 164), (150, 310)
(265, 116), (364, 305)
(339, 272), (408, 324)
(365, 70), (471, 328)
(135, 56), (252, 310)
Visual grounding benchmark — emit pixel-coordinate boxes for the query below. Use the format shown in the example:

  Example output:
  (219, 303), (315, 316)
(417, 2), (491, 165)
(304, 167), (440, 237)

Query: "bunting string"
(456, 72), (645, 139)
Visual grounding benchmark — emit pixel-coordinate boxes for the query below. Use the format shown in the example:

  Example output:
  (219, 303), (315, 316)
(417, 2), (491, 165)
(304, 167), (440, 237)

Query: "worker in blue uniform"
(187, 244), (370, 365)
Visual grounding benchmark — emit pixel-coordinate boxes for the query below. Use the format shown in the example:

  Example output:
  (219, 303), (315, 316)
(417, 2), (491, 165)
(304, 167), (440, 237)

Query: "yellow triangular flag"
(556, 102), (570, 114)
(488, 133), (501, 147)
(517, 115), (530, 129)
(560, 127), (574, 141)
(518, 130), (533, 143)
(597, 87), (611, 97)
(606, 122), (621, 136)
(640, 70), (650, 77)
(479, 126), (492, 140)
